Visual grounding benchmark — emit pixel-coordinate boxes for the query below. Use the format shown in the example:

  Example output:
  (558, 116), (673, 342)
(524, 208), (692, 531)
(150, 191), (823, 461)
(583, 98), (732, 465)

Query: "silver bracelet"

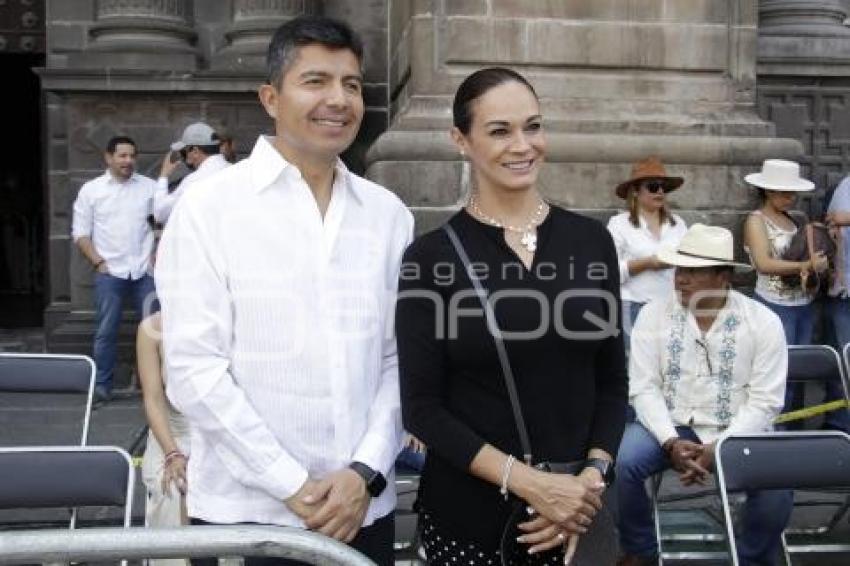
(499, 454), (516, 500)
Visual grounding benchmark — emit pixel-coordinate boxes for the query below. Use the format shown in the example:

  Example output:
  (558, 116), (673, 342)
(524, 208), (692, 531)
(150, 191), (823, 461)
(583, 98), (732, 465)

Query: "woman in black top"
(396, 68), (627, 565)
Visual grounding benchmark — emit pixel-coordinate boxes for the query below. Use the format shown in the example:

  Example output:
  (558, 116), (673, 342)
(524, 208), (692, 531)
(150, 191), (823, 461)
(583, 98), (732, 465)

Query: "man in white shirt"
(72, 135), (158, 402)
(153, 122), (231, 224)
(155, 16), (413, 566)
(615, 224), (792, 566)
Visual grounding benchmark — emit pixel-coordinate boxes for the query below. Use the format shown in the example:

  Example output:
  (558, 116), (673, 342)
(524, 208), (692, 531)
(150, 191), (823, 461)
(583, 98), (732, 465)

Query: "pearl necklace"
(469, 194), (546, 253)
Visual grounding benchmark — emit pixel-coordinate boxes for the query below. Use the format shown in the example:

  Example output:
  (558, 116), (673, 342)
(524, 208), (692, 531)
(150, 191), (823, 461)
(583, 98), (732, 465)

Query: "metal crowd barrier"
(0, 525), (376, 565)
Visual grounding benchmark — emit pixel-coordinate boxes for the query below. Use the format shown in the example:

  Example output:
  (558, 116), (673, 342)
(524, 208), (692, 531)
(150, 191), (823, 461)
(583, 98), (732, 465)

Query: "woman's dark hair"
(452, 67), (538, 135)
(266, 15), (363, 88)
(106, 136), (136, 154)
(627, 185), (676, 229)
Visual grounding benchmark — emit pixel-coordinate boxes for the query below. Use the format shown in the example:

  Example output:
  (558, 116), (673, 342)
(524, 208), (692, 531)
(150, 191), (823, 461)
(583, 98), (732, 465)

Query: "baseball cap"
(170, 122), (218, 151)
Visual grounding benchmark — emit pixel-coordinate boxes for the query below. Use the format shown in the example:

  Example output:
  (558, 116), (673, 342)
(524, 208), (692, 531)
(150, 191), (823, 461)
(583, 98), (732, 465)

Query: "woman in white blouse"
(607, 156), (688, 348)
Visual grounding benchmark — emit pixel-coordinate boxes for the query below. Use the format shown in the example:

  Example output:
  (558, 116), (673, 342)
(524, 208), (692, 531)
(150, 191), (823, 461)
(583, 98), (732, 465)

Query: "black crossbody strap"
(443, 224), (534, 465)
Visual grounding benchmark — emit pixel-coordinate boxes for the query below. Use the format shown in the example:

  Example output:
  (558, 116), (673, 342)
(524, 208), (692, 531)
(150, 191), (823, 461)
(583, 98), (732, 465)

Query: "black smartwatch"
(348, 461), (388, 497)
(583, 458), (616, 487)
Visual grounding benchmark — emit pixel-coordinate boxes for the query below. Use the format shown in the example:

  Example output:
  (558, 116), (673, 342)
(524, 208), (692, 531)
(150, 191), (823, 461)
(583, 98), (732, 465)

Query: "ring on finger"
(557, 532), (566, 542)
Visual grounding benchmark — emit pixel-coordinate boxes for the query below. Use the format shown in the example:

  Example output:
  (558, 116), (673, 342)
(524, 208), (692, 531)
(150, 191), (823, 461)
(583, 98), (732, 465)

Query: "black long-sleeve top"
(396, 207), (628, 547)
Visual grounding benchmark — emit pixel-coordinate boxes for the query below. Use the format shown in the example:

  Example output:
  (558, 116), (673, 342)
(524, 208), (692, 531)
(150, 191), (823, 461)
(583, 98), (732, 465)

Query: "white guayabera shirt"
(155, 135), (414, 526)
(630, 290), (787, 445)
(153, 153), (231, 224)
(71, 171), (157, 279)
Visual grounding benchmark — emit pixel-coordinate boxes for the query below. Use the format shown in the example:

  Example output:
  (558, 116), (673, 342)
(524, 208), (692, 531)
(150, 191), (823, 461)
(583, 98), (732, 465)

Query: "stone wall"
(369, 0), (801, 238)
(41, 0), (389, 372)
(756, 0), (850, 216)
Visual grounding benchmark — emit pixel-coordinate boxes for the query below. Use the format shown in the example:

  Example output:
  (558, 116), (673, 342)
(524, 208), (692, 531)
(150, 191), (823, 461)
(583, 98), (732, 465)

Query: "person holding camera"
(154, 122), (231, 225)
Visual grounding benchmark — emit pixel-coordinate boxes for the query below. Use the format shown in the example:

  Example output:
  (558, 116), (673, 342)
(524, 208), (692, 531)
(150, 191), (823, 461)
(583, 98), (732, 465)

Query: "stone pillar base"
(367, 130), (803, 237)
(68, 50), (196, 71)
(46, 306), (141, 389)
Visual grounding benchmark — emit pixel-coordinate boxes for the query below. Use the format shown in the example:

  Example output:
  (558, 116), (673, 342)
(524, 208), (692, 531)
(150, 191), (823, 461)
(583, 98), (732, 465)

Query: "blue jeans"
(616, 422), (793, 565)
(752, 295), (814, 346)
(623, 301), (646, 422)
(754, 295), (814, 417)
(396, 445), (426, 474)
(621, 300), (646, 355)
(822, 296), (850, 432)
(93, 273), (158, 392)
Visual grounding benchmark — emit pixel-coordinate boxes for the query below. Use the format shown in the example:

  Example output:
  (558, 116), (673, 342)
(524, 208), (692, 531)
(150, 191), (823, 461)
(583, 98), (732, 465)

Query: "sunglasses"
(641, 180), (667, 194)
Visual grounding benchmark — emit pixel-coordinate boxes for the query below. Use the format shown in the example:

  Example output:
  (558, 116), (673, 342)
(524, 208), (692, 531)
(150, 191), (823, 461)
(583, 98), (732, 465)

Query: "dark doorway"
(0, 53), (45, 327)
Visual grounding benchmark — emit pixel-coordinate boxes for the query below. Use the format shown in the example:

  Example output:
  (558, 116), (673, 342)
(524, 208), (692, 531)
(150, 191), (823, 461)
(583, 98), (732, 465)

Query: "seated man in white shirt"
(72, 135), (158, 403)
(155, 15), (413, 566)
(615, 224), (792, 566)
(153, 121), (230, 224)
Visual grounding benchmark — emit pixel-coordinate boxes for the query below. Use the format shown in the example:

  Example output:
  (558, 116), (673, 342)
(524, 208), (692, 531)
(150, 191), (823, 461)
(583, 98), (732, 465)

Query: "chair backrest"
(0, 446), (135, 527)
(843, 342), (850, 387)
(787, 345), (845, 384)
(0, 353), (95, 445)
(716, 431), (850, 493)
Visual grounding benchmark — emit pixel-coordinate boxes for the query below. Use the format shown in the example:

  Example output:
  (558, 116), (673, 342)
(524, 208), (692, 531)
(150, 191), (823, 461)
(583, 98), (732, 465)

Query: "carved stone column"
(757, 0), (850, 204)
(759, 0), (850, 72)
(70, 0), (197, 70)
(368, 0), (802, 236)
(213, 0), (321, 71)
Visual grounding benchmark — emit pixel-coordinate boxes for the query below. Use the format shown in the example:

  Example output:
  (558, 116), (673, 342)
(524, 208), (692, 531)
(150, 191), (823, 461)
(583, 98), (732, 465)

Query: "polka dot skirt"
(420, 510), (565, 566)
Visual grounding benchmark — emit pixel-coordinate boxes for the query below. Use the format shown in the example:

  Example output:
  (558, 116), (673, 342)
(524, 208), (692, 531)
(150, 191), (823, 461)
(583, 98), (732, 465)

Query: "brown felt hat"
(615, 156), (684, 199)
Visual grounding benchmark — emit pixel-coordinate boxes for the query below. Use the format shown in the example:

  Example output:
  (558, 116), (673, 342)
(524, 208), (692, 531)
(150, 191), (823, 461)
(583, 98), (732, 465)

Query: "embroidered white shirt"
(155, 135), (414, 526)
(153, 153), (231, 224)
(606, 211), (688, 304)
(71, 171), (156, 279)
(630, 290), (787, 445)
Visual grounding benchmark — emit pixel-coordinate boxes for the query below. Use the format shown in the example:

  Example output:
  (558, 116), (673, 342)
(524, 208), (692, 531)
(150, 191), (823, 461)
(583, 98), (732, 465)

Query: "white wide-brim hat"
(744, 159), (814, 192)
(657, 223), (752, 273)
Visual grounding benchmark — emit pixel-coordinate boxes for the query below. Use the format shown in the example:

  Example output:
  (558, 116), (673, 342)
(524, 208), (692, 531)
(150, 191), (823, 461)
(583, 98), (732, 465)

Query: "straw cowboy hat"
(744, 159), (814, 192)
(657, 224), (752, 272)
(615, 156), (684, 199)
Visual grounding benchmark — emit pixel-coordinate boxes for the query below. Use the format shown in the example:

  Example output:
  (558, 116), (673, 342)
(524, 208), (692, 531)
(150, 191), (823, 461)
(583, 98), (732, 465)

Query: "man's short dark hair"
(106, 136), (136, 154)
(266, 15), (363, 88)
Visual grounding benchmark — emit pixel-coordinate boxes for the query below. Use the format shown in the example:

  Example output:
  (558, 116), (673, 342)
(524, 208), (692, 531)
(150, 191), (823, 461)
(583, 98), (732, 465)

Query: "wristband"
(163, 450), (186, 465)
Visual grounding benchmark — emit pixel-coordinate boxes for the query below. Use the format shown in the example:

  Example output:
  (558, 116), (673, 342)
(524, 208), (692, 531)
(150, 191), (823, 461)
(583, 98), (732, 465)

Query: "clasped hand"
(667, 439), (714, 486)
(284, 469), (370, 543)
(517, 467), (604, 560)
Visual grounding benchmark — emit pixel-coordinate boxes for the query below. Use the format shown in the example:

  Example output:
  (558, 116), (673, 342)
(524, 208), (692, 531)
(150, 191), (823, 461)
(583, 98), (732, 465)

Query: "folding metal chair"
(716, 431), (850, 565)
(0, 445), (135, 528)
(0, 353), (96, 446)
(650, 465), (725, 563)
(784, 345), (850, 429)
(781, 345), (850, 546)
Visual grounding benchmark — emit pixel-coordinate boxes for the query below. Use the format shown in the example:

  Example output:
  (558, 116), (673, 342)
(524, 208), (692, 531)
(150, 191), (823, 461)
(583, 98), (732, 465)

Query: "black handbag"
(443, 224), (619, 566)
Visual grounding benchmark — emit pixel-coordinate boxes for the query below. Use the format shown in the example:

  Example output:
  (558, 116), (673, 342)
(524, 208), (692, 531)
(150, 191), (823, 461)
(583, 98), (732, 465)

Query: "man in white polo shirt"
(72, 135), (158, 402)
(153, 122), (231, 224)
(155, 15), (412, 566)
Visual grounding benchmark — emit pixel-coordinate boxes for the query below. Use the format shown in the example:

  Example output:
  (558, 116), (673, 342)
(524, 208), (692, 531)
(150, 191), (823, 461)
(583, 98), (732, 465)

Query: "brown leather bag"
(780, 218), (838, 294)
